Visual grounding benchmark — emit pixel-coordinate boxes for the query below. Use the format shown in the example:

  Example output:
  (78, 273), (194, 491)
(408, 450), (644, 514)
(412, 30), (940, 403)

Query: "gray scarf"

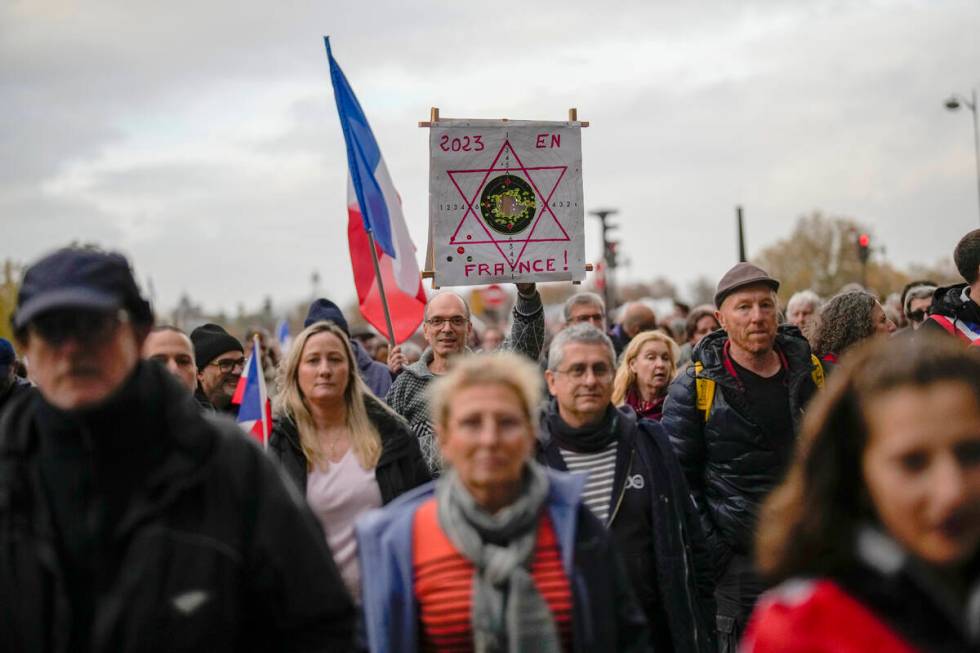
(435, 462), (561, 653)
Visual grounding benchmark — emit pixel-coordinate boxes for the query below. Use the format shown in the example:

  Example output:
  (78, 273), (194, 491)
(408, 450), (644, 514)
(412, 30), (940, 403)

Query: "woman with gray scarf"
(356, 352), (648, 653)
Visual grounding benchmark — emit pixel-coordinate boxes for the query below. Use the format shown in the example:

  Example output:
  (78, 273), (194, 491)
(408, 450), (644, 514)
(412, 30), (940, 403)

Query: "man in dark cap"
(0, 337), (32, 415)
(0, 246), (355, 651)
(190, 322), (245, 413)
(304, 298), (392, 398)
(662, 261), (824, 648)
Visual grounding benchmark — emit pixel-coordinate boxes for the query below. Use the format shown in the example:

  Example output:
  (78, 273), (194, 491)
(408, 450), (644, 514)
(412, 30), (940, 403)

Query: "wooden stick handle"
(418, 107), (440, 128)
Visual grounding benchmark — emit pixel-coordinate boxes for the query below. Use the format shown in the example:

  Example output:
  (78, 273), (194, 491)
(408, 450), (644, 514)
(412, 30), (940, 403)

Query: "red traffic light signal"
(857, 233), (870, 263)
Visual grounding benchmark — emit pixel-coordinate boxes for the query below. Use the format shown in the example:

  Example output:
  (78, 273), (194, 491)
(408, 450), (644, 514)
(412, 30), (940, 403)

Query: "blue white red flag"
(324, 37), (426, 343)
(232, 337), (272, 447)
(275, 318), (291, 354)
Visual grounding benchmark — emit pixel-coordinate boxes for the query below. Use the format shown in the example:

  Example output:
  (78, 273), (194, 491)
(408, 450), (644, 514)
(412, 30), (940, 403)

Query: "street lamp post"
(589, 208), (619, 311)
(945, 89), (980, 224)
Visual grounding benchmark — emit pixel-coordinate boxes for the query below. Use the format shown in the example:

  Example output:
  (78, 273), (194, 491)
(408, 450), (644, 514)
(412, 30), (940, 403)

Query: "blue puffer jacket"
(355, 468), (649, 653)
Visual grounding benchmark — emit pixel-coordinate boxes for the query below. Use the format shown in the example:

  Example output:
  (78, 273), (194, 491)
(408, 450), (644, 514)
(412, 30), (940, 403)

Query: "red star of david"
(446, 139), (569, 270)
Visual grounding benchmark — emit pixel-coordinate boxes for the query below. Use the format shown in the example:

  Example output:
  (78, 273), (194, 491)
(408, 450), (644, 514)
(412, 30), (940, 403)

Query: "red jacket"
(742, 579), (918, 653)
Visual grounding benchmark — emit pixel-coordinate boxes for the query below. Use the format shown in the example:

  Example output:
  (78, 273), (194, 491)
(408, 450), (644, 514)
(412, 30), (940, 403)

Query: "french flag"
(325, 37), (426, 343)
(232, 338), (272, 447)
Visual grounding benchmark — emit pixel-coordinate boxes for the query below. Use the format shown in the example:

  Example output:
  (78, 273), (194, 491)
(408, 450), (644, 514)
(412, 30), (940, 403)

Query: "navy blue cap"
(0, 338), (14, 376)
(304, 298), (349, 335)
(13, 247), (153, 330)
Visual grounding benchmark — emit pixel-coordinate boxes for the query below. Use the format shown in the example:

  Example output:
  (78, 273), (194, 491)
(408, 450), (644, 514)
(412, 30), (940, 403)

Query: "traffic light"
(604, 240), (619, 269)
(857, 233), (870, 264)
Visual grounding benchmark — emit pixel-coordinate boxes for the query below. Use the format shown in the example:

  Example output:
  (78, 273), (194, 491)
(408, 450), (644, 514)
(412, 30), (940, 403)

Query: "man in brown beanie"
(661, 262), (824, 649)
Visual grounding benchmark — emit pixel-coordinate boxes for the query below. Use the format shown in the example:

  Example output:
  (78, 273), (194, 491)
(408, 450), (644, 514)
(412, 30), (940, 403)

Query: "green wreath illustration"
(479, 175), (537, 235)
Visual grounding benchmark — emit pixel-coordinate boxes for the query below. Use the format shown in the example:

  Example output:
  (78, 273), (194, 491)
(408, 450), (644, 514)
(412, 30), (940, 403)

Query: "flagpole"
(253, 334), (269, 451)
(366, 230), (397, 345)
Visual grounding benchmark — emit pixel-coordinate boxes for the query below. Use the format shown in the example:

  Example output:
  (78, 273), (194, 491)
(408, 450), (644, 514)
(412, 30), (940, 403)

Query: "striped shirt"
(559, 441), (618, 524)
(412, 498), (573, 652)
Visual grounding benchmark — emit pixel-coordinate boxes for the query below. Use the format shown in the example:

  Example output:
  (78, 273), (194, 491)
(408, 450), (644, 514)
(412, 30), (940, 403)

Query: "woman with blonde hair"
(357, 351), (648, 652)
(612, 330), (680, 421)
(269, 320), (430, 602)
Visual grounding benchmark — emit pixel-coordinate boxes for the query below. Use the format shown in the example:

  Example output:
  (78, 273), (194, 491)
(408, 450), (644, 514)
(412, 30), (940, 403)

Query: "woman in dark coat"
(744, 335), (980, 652)
(268, 321), (430, 602)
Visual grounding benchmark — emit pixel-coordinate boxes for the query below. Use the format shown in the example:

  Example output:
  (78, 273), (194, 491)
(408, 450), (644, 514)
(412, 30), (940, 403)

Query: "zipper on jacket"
(607, 448), (635, 527)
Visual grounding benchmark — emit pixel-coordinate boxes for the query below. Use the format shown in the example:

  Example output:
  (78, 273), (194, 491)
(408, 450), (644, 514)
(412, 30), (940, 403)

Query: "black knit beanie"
(304, 298), (350, 335)
(190, 323), (243, 370)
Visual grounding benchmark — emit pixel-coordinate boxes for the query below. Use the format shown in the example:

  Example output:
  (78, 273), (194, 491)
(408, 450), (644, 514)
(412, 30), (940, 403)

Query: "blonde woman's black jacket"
(268, 394), (431, 505)
(0, 362), (355, 653)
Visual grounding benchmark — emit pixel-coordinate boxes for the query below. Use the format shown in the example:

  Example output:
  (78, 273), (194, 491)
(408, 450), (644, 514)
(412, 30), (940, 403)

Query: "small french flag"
(232, 336), (272, 448)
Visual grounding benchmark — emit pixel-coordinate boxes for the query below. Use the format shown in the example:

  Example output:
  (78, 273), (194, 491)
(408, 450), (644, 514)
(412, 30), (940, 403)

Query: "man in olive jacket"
(662, 263), (822, 651)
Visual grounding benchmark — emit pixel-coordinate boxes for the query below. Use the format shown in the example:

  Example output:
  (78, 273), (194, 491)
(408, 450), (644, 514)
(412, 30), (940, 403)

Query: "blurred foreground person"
(142, 325), (197, 392)
(269, 321), (429, 602)
(663, 262), (824, 649)
(539, 325), (716, 652)
(744, 335), (980, 652)
(0, 247), (354, 652)
(358, 352), (648, 652)
(612, 330), (681, 421)
(808, 290), (895, 368)
(921, 228), (980, 345)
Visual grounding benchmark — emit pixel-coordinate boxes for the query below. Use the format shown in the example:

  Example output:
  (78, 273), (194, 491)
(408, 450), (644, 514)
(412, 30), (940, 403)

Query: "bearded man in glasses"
(0, 246), (356, 651)
(190, 322), (245, 414)
(386, 284), (544, 475)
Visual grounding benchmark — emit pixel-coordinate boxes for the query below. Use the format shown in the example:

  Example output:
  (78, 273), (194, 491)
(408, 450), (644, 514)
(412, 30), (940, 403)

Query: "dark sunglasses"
(907, 309), (927, 323)
(28, 309), (128, 346)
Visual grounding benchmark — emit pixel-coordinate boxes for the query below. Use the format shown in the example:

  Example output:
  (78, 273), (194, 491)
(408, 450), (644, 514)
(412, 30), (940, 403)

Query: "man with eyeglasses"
(535, 323), (717, 653)
(0, 246), (356, 651)
(142, 325), (198, 393)
(190, 322), (245, 414)
(386, 284), (544, 474)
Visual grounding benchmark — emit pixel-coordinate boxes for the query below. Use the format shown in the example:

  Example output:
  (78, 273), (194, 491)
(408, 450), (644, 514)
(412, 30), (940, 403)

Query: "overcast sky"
(3, 0), (979, 315)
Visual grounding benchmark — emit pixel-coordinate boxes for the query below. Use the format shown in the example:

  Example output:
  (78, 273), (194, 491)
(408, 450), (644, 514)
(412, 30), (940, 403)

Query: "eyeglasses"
(210, 357), (246, 374)
(426, 316), (469, 328)
(570, 313), (604, 324)
(553, 363), (613, 381)
(907, 310), (927, 323)
(28, 309), (128, 346)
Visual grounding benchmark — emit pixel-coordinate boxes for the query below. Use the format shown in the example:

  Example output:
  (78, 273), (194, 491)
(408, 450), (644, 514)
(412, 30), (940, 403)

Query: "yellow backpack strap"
(810, 354), (825, 389)
(694, 361), (715, 422)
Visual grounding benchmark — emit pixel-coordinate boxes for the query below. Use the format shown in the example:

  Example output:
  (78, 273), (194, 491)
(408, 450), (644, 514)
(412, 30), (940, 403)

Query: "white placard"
(428, 119), (585, 287)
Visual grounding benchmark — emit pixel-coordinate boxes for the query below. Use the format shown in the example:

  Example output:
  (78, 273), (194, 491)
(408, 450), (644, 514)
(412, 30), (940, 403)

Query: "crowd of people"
(0, 228), (979, 652)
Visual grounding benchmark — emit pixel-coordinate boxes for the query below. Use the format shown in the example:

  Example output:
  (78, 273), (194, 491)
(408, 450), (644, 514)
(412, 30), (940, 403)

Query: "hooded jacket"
(355, 469), (649, 653)
(352, 340), (393, 398)
(268, 394), (431, 505)
(0, 362), (355, 653)
(536, 403), (716, 653)
(662, 326), (820, 575)
(920, 283), (980, 343)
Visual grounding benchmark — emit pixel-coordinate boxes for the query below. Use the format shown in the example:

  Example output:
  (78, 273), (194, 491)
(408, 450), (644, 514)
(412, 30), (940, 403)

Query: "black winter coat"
(0, 362), (355, 653)
(662, 326), (819, 576)
(920, 283), (980, 341)
(536, 404), (717, 653)
(268, 394), (431, 505)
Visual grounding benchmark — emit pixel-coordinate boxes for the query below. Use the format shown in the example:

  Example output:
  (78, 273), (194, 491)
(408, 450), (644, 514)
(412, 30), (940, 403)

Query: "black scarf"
(544, 400), (619, 453)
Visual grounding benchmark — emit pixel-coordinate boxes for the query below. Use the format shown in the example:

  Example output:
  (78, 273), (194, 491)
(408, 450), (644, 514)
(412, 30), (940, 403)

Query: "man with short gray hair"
(562, 291), (607, 331)
(785, 290), (820, 332)
(536, 323), (716, 652)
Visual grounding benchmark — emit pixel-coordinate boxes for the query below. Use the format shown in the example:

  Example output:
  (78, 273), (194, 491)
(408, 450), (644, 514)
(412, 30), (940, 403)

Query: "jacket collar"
(692, 324), (813, 388)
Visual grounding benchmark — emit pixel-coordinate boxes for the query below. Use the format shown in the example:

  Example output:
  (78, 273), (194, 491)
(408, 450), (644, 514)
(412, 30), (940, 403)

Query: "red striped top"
(412, 498), (573, 652)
